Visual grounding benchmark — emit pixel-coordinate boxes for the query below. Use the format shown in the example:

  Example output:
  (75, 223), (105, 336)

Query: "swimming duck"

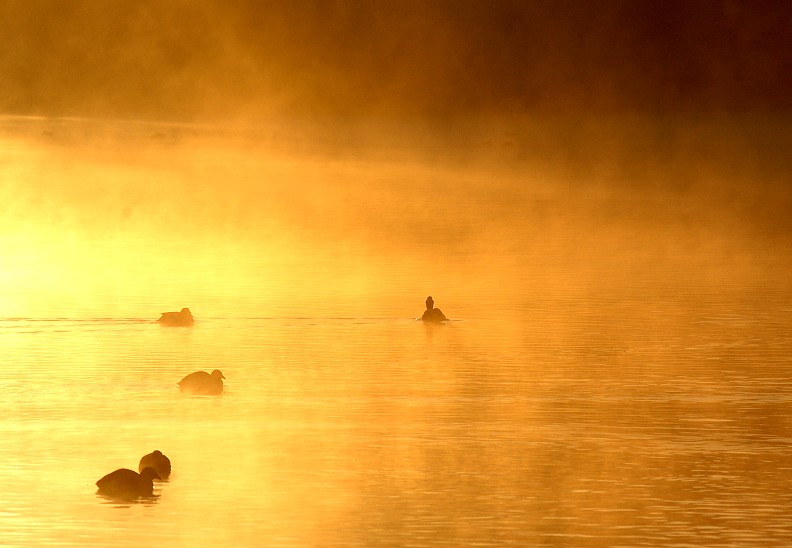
(157, 308), (194, 326)
(96, 467), (161, 500)
(421, 296), (447, 322)
(139, 450), (171, 480)
(178, 369), (225, 395)
(421, 307), (447, 322)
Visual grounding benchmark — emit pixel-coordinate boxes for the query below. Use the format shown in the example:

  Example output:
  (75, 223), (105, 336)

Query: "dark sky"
(2, 0), (791, 122)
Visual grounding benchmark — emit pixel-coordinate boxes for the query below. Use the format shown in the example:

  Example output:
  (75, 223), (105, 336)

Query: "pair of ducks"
(162, 303), (451, 326)
(157, 309), (225, 391)
(96, 450), (171, 500)
(157, 309), (226, 394)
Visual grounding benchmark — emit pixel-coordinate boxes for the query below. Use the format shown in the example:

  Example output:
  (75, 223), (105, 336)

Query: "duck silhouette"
(421, 296), (447, 322)
(96, 467), (161, 500)
(178, 369), (225, 395)
(422, 308), (447, 322)
(157, 308), (194, 326)
(139, 450), (171, 480)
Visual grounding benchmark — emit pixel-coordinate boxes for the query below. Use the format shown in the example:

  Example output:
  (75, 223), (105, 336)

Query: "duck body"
(139, 450), (171, 479)
(96, 467), (160, 500)
(178, 369), (225, 395)
(421, 307), (447, 322)
(158, 308), (194, 326)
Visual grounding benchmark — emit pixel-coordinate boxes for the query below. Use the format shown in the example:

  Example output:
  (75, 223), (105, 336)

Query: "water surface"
(1, 116), (791, 546)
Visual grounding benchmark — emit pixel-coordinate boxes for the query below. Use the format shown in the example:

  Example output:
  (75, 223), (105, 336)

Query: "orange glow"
(1, 1), (791, 545)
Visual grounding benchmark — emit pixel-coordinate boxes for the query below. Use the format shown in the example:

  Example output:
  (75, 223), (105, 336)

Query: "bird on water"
(157, 307), (194, 326)
(421, 295), (447, 322)
(178, 369), (225, 395)
(139, 450), (171, 480)
(96, 467), (161, 500)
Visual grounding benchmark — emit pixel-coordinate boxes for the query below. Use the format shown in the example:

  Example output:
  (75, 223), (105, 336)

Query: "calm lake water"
(1, 116), (791, 546)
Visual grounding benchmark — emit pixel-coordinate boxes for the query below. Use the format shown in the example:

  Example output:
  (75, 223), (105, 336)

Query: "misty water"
(1, 116), (791, 546)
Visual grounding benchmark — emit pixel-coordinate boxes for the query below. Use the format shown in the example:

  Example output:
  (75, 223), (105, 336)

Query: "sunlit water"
(1, 117), (792, 546)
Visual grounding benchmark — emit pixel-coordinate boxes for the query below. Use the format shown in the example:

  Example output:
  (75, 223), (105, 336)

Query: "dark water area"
(1, 115), (791, 545)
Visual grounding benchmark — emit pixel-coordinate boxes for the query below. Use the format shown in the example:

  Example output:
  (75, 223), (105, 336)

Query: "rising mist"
(2, 1), (792, 122)
(1, 1), (791, 319)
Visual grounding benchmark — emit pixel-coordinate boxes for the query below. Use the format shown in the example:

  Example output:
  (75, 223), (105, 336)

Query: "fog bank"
(2, 1), (791, 124)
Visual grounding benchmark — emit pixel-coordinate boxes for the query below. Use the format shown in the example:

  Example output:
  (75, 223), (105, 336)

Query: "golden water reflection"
(1, 117), (792, 546)
(1, 300), (790, 546)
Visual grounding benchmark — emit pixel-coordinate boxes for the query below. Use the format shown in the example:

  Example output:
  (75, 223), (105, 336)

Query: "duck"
(421, 307), (447, 322)
(421, 295), (448, 322)
(178, 369), (225, 395)
(157, 307), (194, 326)
(139, 450), (171, 480)
(96, 467), (161, 500)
